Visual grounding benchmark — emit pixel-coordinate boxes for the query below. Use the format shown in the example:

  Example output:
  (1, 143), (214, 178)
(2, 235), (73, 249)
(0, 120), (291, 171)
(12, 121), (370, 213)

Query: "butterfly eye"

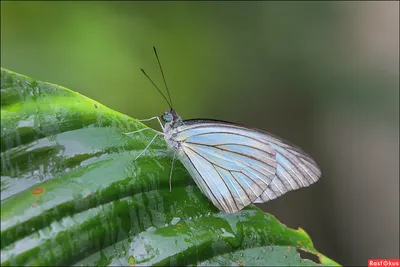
(162, 112), (173, 122)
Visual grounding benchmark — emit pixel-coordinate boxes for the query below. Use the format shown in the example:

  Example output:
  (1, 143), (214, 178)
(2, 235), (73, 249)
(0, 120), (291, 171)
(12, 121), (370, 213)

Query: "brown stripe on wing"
(180, 131), (275, 151)
(181, 149), (226, 212)
(281, 151), (318, 186)
(214, 165), (255, 205)
(177, 120), (318, 161)
(187, 142), (275, 157)
(184, 145), (272, 189)
(178, 120), (301, 148)
(185, 142), (276, 173)
(213, 166), (240, 213)
(185, 146), (266, 205)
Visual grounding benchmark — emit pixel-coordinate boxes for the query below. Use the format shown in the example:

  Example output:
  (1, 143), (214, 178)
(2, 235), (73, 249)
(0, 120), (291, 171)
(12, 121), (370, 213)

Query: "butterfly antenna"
(153, 46), (173, 108)
(140, 68), (172, 108)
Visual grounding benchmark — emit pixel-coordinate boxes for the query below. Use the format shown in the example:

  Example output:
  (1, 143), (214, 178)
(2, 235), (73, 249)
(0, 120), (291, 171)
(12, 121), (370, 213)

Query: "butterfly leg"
(134, 133), (160, 160)
(169, 150), (178, 192)
(124, 127), (164, 136)
(137, 116), (165, 131)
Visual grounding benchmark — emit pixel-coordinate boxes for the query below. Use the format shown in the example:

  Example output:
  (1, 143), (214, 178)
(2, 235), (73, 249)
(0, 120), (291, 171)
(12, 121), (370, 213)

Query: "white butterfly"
(129, 47), (322, 214)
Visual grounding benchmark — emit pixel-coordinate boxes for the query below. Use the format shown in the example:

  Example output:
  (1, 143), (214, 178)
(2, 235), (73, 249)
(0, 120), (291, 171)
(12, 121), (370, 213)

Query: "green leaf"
(0, 68), (340, 266)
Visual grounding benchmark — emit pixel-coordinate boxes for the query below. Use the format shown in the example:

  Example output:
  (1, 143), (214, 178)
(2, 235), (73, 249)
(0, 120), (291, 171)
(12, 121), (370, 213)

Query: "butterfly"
(129, 47), (322, 214)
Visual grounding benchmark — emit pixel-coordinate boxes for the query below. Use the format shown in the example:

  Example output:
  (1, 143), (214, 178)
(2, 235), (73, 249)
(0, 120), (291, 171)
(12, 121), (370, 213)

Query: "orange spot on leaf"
(297, 240), (302, 245)
(32, 187), (44, 195)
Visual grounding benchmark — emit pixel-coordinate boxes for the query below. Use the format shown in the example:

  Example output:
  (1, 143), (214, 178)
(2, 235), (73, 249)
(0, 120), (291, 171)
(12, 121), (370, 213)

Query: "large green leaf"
(0, 68), (339, 266)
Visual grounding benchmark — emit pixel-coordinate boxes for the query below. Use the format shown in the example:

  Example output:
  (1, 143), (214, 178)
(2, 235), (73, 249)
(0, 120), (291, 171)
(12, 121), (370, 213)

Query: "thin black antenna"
(140, 68), (172, 108)
(153, 46), (173, 108)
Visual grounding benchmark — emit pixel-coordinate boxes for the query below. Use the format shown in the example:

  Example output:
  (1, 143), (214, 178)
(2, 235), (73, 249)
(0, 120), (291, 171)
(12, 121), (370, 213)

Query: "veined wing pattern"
(169, 120), (321, 213)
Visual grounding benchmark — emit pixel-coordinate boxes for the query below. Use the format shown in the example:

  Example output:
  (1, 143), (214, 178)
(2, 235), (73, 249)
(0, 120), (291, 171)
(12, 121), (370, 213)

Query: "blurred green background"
(1, 1), (399, 265)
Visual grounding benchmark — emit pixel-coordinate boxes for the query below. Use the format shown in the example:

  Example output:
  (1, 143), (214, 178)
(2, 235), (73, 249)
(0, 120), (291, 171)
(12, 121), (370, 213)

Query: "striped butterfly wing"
(252, 129), (322, 203)
(171, 120), (277, 213)
(171, 120), (321, 213)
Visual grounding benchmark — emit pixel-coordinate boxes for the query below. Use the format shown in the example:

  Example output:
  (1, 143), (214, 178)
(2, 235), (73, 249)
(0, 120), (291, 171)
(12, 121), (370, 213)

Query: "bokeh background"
(1, 1), (399, 265)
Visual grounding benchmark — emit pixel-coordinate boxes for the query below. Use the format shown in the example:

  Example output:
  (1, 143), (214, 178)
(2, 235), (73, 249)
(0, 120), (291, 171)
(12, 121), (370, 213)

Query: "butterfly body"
(160, 109), (321, 214)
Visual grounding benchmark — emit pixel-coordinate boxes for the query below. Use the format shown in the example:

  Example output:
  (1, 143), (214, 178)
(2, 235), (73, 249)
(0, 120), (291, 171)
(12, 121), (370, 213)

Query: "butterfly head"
(161, 109), (181, 123)
(161, 109), (182, 131)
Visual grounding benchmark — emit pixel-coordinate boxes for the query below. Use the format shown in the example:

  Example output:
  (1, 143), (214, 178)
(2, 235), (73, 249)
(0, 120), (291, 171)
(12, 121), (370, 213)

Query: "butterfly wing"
(171, 120), (321, 213)
(252, 134), (322, 203)
(173, 126), (277, 213)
